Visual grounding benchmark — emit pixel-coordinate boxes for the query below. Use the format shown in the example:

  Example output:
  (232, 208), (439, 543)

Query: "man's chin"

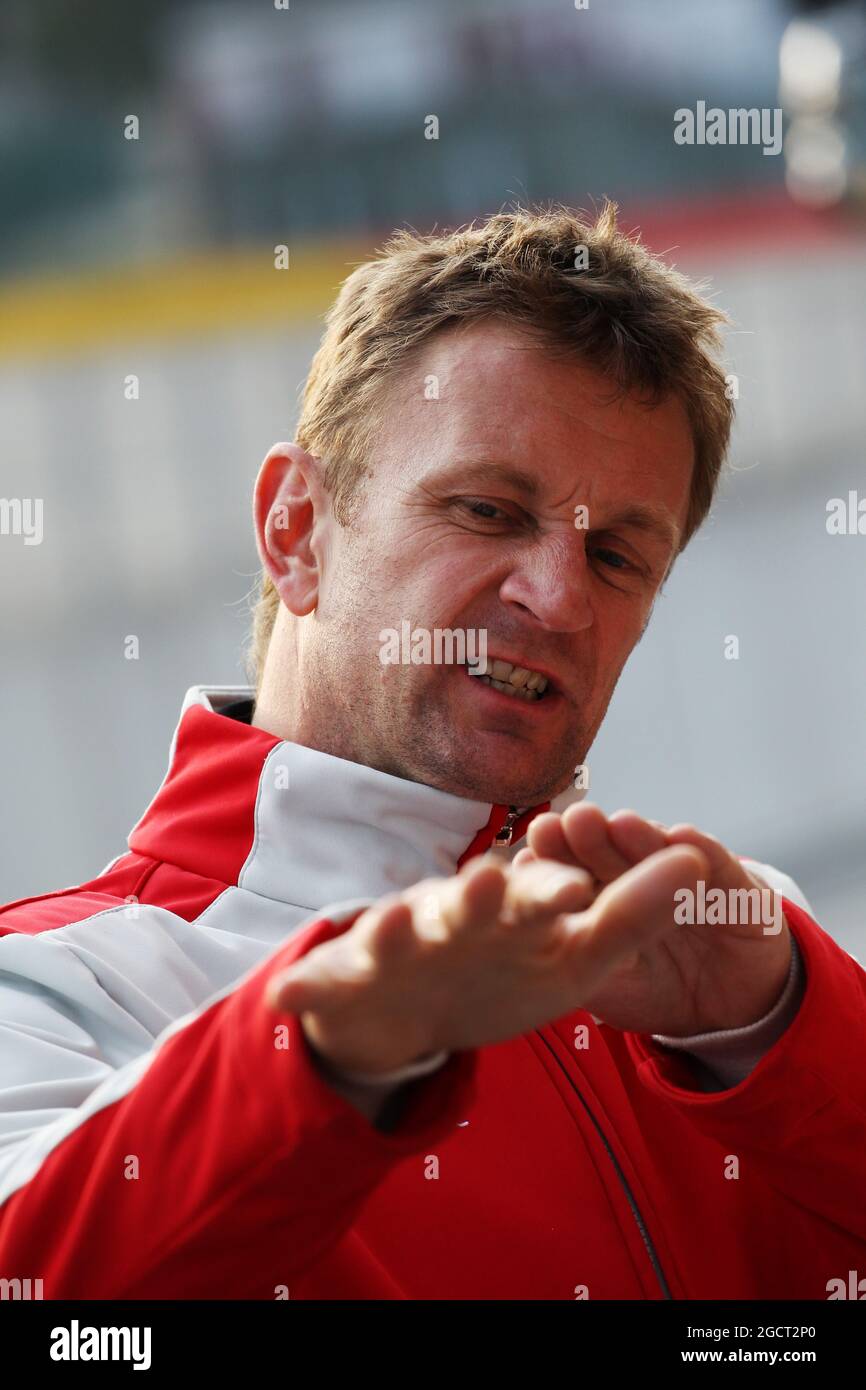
(400, 689), (582, 803)
(421, 742), (573, 807)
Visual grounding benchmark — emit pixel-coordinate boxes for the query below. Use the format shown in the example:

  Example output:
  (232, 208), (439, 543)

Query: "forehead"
(378, 318), (695, 525)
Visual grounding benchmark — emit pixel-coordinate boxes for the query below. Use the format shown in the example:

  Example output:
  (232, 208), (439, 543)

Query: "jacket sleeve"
(0, 906), (477, 1298)
(310, 1044), (453, 1125)
(626, 898), (866, 1245)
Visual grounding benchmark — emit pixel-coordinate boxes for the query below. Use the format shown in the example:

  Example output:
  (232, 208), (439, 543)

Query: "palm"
(581, 913), (775, 1035)
(517, 803), (792, 1036)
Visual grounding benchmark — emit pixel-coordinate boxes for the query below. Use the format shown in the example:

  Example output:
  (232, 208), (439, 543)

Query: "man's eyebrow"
(601, 504), (681, 552)
(433, 460), (541, 497)
(431, 461), (681, 550)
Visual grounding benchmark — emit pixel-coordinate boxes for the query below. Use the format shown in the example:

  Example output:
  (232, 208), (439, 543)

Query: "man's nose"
(497, 531), (594, 632)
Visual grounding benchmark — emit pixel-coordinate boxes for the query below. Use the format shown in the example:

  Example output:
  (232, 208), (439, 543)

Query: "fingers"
(606, 809), (668, 863)
(665, 822), (731, 875)
(267, 822), (686, 1027)
(265, 926), (374, 1015)
(525, 805), (670, 883)
(558, 803), (633, 883)
(563, 843), (710, 972)
(414, 855), (507, 940)
(511, 846), (535, 869)
(504, 858), (596, 924)
(665, 823), (768, 907)
(265, 874), (462, 1014)
(267, 847), (596, 1021)
(526, 812), (573, 864)
(432, 853), (593, 934)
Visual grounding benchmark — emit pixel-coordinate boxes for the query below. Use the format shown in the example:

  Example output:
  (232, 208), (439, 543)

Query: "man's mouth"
(465, 656), (551, 703)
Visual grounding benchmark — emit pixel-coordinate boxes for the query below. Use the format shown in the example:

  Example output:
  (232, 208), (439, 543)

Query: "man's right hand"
(265, 845), (709, 1076)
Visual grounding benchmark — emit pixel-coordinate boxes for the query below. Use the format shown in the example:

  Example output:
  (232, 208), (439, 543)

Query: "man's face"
(293, 319), (694, 806)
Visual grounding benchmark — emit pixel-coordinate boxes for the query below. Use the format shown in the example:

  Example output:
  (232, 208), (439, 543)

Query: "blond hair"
(249, 201), (733, 690)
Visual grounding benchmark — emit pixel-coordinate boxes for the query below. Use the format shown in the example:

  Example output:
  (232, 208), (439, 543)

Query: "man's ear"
(253, 442), (326, 616)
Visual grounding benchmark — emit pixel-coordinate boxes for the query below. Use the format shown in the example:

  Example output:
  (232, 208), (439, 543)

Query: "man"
(0, 204), (862, 1300)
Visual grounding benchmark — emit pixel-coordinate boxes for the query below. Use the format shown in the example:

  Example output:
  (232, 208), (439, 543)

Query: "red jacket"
(0, 686), (863, 1299)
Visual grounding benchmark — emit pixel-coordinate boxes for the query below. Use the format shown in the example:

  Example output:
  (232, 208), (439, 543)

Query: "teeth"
(473, 674), (541, 702)
(468, 657), (549, 694)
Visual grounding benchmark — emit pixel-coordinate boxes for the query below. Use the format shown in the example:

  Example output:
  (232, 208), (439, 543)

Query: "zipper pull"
(493, 806), (521, 848)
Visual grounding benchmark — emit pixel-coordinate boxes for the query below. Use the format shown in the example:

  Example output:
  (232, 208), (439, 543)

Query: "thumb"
(566, 844), (710, 970)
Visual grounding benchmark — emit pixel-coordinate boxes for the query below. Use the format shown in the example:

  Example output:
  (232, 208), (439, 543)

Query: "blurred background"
(0, 0), (863, 954)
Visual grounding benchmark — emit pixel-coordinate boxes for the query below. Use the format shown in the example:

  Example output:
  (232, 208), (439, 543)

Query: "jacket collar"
(129, 686), (550, 911)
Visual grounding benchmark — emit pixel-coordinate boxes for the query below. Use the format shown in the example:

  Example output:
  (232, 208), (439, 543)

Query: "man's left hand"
(512, 803), (792, 1036)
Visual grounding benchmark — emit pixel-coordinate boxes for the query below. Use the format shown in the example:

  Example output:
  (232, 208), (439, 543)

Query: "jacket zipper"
(535, 1029), (673, 1300)
(489, 803), (671, 1295)
(493, 806), (522, 847)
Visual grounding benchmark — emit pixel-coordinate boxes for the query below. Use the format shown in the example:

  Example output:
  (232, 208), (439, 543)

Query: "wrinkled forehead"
(373, 319), (694, 528)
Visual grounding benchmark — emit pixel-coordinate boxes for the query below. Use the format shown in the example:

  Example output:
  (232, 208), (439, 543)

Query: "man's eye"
(592, 547), (633, 571)
(460, 499), (508, 522)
